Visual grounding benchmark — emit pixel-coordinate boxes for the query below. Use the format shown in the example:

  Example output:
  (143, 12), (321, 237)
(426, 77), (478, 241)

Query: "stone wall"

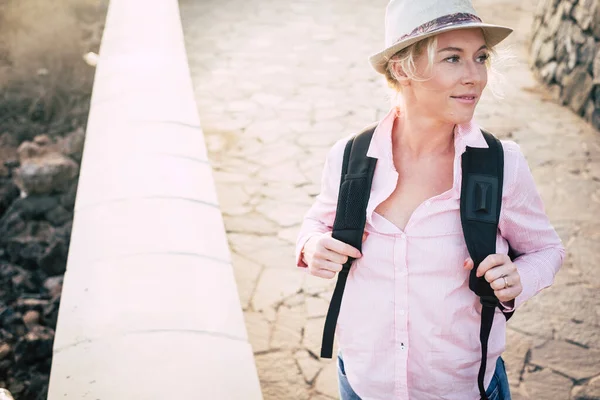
(530, 0), (600, 129)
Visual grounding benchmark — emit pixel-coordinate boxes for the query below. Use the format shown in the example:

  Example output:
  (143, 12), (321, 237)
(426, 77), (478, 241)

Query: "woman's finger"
(494, 284), (522, 302)
(463, 257), (474, 271)
(490, 274), (513, 291)
(322, 236), (362, 259)
(316, 248), (349, 265)
(311, 258), (343, 274)
(483, 261), (517, 284)
(310, 267), (337, 280)
(476, 253), (511, 278)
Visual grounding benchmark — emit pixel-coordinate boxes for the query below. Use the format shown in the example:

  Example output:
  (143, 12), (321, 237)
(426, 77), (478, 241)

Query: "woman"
(295, 1), (565, 399)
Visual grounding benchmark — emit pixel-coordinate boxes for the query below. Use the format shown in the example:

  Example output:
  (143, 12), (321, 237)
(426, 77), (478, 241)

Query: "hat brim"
(369, 23), (513, 74)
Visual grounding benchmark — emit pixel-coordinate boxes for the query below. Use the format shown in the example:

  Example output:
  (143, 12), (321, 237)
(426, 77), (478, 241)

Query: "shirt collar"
(366, 108), (396, 161)
(454, 118), (489, 152)
(366, 108), (489, 163)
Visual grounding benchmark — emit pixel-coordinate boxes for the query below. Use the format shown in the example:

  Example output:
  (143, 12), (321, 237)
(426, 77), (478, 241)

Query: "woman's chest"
(374, 159), (455, 232)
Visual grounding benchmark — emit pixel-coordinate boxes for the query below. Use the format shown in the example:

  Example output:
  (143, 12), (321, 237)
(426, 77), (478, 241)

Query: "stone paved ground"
(180, 0), (600, 398)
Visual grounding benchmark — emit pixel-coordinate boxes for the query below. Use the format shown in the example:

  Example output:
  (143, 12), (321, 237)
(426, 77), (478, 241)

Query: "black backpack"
(320, 125), (514, 400)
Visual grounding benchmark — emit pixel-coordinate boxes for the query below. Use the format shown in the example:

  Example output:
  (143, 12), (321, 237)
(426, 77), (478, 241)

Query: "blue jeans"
(337, 353), (511, 400)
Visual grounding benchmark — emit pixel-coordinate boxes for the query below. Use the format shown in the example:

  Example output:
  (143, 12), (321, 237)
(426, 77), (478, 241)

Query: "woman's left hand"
(464, 254), (523, 303)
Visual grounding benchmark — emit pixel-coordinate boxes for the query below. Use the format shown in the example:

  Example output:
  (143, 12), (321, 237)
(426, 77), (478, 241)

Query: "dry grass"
(0, 0), (105, 123)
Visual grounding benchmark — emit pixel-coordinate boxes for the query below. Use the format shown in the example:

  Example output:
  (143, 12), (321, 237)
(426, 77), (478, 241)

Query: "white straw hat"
(369, 0), (513, 74)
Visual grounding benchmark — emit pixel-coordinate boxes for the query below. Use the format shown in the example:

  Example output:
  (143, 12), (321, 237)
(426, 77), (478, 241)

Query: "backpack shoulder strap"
(331, 125), (378, 251)
(320, 124), (377, 358)
(460, 129), (504, 297)
(460, 129), (510, 400)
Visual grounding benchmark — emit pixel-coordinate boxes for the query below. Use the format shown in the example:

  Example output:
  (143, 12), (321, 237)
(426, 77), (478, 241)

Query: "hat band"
(395, 13), (483, 44)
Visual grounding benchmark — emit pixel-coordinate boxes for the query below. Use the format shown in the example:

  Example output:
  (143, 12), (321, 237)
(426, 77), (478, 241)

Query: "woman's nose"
(462, 61), (485, 85)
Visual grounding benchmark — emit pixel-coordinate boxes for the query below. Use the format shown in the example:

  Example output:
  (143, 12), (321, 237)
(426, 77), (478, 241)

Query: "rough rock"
(3, 221), (53, 268)
(58, 181), (78, 212)
(1, 195), (59, 225)
(14, 153), (78, 196)
(0, 389), (15, 400)
(13, 135), (78, 196)
(561, 66), (594, 114)
(42, 276), (63, 299)
(13, 326), (54, 366)
(0, 307), (26, 338)
(0, 180), (19, 220)
(577, 36), (596, 67)
(22, 311), (40, 330)
(44, 205), (71, 226)
(547, 6), (566, 36)
(593, 108), (600, 130)
(537, 39), (557, 66)
(37, 238), (68, 276)
(57, 127), (85, 162)
(555, 20), (573, 62)
(540, 61), (558, 83)
(41, 296), (60, 329)
(593, 49), (600, 84)
(572, 1), (594, 30)
(0, 343), (11, 361)
(594, 2), (600, 38)
(0, 263), (38, 302)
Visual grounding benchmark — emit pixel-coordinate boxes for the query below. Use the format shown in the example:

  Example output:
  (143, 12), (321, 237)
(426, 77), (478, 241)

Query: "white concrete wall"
(47, 0), (262, 398)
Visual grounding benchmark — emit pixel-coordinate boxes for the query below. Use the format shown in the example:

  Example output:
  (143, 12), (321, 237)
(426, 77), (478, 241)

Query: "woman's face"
(404, 28), (489, 125)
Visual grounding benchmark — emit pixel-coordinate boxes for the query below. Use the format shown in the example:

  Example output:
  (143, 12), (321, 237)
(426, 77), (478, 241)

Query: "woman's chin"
(448, 111), (476, 125)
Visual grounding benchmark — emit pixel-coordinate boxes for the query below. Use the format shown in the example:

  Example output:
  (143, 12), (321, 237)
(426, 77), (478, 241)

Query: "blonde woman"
(296, 1), (565, 399)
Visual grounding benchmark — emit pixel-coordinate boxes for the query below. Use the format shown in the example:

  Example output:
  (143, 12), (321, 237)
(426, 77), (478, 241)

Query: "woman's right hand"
(302, 232), (366, 279)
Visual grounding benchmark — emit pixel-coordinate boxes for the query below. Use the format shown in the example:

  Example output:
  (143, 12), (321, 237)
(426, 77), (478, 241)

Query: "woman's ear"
(391, 61), (410, 87)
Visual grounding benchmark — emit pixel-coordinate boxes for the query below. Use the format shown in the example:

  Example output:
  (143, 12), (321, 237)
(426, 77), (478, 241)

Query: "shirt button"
(399, 310), (405, 316)
(401, 343), (406, 350)
(400, 233), (406, 239)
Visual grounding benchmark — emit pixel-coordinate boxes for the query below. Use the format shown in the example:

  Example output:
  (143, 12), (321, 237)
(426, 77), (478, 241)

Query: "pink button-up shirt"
(296, 109), (565, 399)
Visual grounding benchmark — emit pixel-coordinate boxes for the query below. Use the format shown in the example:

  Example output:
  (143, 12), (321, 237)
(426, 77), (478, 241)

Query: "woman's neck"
(392, 107), (455, 158)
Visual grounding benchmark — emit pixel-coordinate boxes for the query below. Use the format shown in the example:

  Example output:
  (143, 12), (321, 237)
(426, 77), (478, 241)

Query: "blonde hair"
(385, 36), (439, 92)
(384, 32), (505, 104)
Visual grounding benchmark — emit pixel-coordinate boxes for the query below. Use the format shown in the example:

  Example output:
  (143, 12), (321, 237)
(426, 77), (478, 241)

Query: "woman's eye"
(446, 55), (459, 63)
(477, 54), (490, 63)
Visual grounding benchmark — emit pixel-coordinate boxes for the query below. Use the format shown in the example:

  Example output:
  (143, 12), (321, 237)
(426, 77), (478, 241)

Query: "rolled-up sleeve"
(499, 141), (565, 309)
(295, 138), (347, 267)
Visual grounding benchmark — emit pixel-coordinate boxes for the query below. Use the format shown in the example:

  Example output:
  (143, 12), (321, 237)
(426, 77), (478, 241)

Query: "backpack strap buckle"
(465, 174), (499, 224)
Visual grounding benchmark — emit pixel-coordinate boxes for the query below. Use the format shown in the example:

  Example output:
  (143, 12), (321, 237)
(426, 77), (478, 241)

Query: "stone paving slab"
(180, 0), (600, 398)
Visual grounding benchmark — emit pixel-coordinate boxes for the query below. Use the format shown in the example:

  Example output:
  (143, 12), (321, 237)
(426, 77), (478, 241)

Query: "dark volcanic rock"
(13, 326), (54, 366)
(0, 179), (20, 220)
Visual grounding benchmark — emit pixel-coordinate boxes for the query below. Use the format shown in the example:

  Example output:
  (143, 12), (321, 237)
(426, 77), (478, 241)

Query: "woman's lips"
(451, 95), (477, 104)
